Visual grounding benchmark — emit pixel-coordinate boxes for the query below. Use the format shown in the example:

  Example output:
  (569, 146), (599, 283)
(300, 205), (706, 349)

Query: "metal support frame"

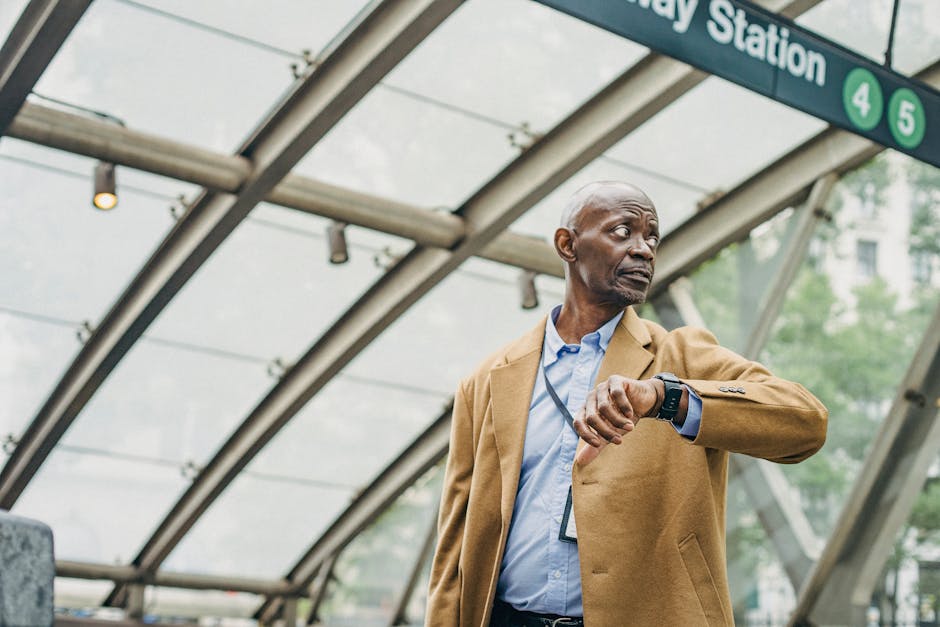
(7, 102), (561, 276)
(118, 6), (824, 612)
(651, 178), (832, 594)
(55, 560), (292, 597)
(305, 554), (337, 625)
(389, 502), (440, 626)
(0, 0), (90, 134)
(14, 58), (935, 294)
(4, 0), (915, 617)
(125, 38), (707, 616)
(790, 303), (940, 626)
(254, 408), (451, 622)
(280, 598), (297, 627)
(125, 584), (144, 620)
(97, 1), (464, 608)
(742, 175), (836, 360)
(0, 0), (462, 524)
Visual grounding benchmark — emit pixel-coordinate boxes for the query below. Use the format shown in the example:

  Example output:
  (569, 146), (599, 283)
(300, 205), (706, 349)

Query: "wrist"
(651, 372), (685, 423)
(647, 378), (665, 418)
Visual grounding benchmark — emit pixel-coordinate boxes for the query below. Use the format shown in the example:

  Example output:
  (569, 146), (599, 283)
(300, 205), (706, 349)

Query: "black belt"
(491, 600), (584, 627)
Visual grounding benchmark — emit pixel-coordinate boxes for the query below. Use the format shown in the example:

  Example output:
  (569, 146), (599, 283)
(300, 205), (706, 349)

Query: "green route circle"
(888, 88), (926, 149)
(842, 68), (883, 131)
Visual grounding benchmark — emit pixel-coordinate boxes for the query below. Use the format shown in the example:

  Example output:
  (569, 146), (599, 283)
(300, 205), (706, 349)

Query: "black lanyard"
(543, 365), (578, 435)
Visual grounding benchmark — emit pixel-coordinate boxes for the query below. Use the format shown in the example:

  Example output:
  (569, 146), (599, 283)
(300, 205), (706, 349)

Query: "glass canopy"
(0, 0), (937, 624)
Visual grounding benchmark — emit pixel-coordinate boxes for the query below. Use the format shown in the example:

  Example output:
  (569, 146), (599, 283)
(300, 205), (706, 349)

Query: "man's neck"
(554, 298), (625, 344)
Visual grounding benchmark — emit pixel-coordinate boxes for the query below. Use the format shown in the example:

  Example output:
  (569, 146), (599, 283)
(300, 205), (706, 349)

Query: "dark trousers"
(489, 600), (583, 627)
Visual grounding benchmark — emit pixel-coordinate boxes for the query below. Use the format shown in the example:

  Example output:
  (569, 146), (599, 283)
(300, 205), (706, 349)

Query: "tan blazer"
(427, 308), (827, 627)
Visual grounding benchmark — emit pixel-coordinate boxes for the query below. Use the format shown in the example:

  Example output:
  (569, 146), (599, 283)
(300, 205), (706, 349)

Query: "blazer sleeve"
(426, 377), (475, 626)
(658, 326), (828, 463)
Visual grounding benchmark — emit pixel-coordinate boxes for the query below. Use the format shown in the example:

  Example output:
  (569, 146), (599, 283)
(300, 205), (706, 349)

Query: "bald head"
(553, 180), (660, 311)
(560, 181), (655, 231)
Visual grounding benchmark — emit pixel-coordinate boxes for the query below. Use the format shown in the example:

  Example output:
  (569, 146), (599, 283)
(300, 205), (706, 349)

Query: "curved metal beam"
(8, 102), (563, 275)
(0, 0), (463, 509)
(0, 0), (90, 133)
(121, 43), (712, 605)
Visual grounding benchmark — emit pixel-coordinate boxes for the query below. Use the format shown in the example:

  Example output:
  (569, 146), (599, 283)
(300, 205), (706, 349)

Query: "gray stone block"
(0, 511), (54, 627)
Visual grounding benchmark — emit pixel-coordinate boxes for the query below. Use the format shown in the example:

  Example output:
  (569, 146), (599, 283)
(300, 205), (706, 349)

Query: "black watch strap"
(653, 372), (683, 421)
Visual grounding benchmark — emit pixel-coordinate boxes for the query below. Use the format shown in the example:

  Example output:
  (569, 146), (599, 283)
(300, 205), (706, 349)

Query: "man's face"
(567, 189), (659, 308)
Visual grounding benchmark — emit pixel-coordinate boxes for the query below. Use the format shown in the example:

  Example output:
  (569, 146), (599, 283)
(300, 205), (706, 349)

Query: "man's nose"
(628, 238), (655, 260)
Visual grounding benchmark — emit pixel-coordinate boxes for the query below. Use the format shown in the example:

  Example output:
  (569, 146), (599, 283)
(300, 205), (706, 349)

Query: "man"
(427, 181), (827, 626)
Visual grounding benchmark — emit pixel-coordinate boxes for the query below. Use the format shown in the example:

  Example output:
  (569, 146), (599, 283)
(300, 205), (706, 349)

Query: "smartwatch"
(653, 372), (683, 421)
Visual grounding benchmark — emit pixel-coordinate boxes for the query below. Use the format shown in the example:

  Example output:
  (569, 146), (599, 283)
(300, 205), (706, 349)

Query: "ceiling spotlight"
(327, 221), (348, 264)
(92, 161), (117, 210)
(518, 270), (539, 310)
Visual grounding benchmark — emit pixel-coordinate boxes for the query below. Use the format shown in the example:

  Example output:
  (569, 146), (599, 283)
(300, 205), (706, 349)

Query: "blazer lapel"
(490, 320), (544, 523)
(595, 307), (654, 383)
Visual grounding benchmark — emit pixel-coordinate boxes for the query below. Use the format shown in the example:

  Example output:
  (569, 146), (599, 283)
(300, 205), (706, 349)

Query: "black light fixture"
(518, 270), (539, 310)
(92, 161), (117, 210)
(327, 221), (349, 264)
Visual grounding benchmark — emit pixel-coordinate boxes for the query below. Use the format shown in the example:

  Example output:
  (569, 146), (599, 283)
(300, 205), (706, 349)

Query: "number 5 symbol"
(888, 88), (925, 149)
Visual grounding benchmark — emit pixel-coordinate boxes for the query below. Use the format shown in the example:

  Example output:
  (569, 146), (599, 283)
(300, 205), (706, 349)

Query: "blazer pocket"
(678, 533), (729, 626)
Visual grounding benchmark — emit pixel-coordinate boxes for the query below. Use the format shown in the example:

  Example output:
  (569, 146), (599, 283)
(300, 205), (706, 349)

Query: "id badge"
(559, 485), (578, 544)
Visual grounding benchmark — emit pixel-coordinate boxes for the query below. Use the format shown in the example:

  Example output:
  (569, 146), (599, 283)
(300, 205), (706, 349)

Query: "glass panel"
(404, 541), (435, 626)
(13, 448), (189, 563)
(344, 257), (563, 395)
(60, 339), (272, 466)
(33, 0), (295, 153)
(800, 0), (938, 75)
(164, 373), (446, 578)
(725, 471), (797, 625)
(54, 579), (114, 613)
(684, 208), (799, 353)
(318, 464), (443, 627)
(163, 473), (353, 579)
(892, 0), (940, 75)
(510, 155), (703, 243)
(10, 336), (273, 563)
(384, 0), (648, 132)
(143, 587), (262, 623)
(293, 82), (517, 209)
(604, 78), (827, 194)
(124, 0), (372, 57)
(0, 0), (29, 43)
(797, 0), (891, 65)
(867, 456), (940, 626)
(0, 140), (175, 322)
(764, 153), (940, 540)
(148, 203), (386, 363)
(0, 311), (79, 439)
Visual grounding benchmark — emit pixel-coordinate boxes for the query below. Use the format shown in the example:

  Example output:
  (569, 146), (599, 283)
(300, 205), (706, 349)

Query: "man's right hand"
(573, 375), (663, 466)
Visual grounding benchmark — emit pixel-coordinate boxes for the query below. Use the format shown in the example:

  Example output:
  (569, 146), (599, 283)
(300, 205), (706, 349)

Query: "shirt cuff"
(672, 386), (702, 440)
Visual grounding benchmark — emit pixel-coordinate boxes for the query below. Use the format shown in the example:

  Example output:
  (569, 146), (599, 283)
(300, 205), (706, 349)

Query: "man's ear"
(554, 227), (577, 263)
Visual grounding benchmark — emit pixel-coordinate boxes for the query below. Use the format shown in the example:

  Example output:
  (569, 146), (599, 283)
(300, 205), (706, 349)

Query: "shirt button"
(553, 570), (561, 579)
(554, 515), (562, 524)
(564, 463), (571, 472)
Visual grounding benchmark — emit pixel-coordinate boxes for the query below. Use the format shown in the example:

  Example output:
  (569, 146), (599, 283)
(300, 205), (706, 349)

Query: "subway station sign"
(535, 0), (940, 168)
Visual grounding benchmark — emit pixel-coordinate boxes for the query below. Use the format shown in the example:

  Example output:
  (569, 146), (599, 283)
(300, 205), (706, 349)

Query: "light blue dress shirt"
(496, 306), (702, 616)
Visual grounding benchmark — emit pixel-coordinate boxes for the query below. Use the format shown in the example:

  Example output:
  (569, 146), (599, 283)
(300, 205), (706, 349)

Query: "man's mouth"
(619, 267), (652, 283)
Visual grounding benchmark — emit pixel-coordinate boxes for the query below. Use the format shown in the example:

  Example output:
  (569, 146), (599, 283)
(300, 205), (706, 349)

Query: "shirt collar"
(542, 305), (624, 367)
